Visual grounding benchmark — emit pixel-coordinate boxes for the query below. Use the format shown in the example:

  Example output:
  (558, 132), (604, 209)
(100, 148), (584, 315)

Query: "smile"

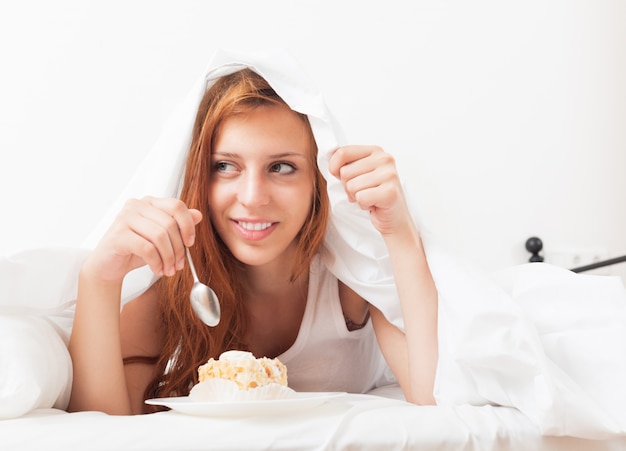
(237, 221), (273, 231)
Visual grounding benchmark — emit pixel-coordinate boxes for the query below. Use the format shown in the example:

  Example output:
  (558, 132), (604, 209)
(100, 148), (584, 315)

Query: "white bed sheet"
(2, 391), (625, 451)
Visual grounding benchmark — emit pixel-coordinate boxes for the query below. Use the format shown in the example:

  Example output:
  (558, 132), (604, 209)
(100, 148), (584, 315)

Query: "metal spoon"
(186, 248), (220, 327)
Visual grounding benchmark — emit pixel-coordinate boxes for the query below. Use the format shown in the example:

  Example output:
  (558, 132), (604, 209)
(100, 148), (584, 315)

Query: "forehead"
(214, 105), (314, 157)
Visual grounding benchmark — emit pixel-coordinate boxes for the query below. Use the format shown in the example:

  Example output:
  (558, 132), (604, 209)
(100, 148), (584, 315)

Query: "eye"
(269, 162), (296, 174)
(215, 161), (236, 172)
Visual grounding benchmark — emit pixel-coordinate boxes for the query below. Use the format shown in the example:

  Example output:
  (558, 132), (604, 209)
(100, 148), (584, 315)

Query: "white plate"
(145, 392), (346, 417)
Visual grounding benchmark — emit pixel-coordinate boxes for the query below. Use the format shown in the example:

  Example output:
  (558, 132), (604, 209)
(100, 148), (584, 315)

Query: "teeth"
(239, 221), (272, 231)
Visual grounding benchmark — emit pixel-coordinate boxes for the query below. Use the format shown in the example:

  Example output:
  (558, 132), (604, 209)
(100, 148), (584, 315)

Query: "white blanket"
(1, 49), (625, 439)
(4, 391), (626, 451)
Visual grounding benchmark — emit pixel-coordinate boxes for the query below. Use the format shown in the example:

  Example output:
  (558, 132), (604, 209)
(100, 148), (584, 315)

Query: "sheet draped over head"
(81, 48), (406, 324)
(1, 49), (625, 439)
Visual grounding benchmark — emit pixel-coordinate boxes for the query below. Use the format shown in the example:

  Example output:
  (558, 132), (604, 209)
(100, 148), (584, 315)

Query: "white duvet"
(1, 49), (625, 440)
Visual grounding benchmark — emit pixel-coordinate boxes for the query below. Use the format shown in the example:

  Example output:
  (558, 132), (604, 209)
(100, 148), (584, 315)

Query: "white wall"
(1, 0), (625, 281)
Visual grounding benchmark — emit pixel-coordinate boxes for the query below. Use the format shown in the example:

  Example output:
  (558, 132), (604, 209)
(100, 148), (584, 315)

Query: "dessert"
(198, 350), (288, 389)
(190, 350), (294, 401)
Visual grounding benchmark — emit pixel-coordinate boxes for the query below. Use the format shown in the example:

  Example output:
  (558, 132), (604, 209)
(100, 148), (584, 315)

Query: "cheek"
(207, 187), (226, 225)
(208, 179), (230, 204)
(287, 185), (314, 220)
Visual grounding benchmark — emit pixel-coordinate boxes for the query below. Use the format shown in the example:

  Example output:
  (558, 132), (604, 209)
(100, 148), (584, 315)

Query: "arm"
(329, 146), (438, 405)
(119, 285), (163, 414)
(67, 197), (202, 414)
(371, 223), (438, 405)
(68, 270), (131, 414)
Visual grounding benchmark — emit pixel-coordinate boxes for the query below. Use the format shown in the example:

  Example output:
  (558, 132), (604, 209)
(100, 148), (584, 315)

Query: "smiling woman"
(66, 56), (438, 415)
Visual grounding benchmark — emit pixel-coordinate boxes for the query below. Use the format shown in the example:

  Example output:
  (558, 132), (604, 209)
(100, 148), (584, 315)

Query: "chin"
(230, 247), (294, 268)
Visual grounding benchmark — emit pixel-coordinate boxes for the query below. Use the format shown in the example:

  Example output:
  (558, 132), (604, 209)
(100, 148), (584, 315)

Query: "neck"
(235, 244), (304, 297)
(240, 261), (308, 302)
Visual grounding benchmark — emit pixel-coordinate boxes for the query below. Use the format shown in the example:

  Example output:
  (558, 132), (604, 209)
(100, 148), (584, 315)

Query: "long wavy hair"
(143, 69), (330, 408)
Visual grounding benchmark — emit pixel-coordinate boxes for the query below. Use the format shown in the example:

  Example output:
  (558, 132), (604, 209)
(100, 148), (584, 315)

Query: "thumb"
(190, 208), (203, 225)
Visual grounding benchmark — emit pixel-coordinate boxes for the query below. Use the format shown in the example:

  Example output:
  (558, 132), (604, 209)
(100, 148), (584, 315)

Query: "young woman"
(67, 67), (438, 415)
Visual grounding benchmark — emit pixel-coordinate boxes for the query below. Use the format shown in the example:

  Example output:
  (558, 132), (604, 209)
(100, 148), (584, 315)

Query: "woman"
(67, 66), (438, 415)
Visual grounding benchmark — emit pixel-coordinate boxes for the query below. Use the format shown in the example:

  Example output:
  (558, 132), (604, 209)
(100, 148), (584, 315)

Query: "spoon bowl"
(186, 248), (220, 327)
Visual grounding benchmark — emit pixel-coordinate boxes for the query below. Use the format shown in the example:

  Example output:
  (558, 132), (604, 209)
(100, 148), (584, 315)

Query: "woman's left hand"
(328, 145), (412, 237)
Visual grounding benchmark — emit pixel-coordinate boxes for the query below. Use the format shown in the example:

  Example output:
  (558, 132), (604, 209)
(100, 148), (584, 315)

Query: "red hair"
(144, 69), (329, 407)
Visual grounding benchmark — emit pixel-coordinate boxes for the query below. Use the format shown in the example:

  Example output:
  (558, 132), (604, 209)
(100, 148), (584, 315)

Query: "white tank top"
(278, 256), (395, 393)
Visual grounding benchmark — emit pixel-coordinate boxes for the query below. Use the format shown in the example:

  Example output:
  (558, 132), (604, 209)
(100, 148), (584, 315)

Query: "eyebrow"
(212, 151), (308, 160)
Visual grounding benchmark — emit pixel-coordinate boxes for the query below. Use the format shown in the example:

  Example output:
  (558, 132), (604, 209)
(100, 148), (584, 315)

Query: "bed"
(2, 49), (626, 450)
(1, 245), (626, 451)
(3, 389), (626, 451)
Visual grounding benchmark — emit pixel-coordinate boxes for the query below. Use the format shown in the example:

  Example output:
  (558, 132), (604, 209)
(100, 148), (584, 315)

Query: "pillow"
(0, 314), (72, 419)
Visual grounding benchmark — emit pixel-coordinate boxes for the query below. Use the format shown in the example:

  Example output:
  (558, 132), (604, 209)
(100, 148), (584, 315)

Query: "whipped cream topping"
(198, 350), (288, 390)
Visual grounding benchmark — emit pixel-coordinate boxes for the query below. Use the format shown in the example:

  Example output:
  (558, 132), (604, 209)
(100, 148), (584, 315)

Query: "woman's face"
(208, 104), (315, 268)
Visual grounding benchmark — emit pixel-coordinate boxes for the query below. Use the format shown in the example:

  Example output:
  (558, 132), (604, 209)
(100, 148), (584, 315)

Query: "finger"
(150, 198), (203, 247)
(126, 210), (180, 276)
(346, 160), (398, 195)
(137, 201), (192, 274)
(339, 157), (397, 206)
(352, 182), (400, 212)
(184, 208), (203, 247)
(343, 149), (395, 180)
(190, 209), (203, 225)
(101, 212), (175, 278)
(329, 147), (372, 202)
(118, 198), (183, 275)
(122, 230), (172, 277)
(328, 146), (373, 178)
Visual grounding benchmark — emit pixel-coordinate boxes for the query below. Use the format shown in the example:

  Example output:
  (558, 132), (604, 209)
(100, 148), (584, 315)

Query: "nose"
(237, 170), (270, 207)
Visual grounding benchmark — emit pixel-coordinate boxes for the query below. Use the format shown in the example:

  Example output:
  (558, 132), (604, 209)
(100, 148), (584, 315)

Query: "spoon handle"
(185, 248), (200, 283)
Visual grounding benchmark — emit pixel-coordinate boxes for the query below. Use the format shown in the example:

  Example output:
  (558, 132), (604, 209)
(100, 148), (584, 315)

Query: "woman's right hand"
(82, 196), (203, 283)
